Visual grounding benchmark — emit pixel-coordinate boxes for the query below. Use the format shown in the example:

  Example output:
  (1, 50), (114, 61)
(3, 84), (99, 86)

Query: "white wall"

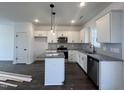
(0, 24), (15, 61)
(34, 37), (48, 60)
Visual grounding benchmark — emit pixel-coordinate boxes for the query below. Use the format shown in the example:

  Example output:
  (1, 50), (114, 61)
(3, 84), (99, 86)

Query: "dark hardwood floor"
(0, 61), (97, 90)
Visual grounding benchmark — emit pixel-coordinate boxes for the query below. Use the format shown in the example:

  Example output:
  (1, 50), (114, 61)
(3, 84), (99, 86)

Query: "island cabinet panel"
(45, 58), (64, 86)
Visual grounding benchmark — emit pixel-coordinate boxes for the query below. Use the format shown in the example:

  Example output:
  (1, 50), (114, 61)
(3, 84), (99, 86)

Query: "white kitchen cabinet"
(34, 31), (48, 37)
(82, 53), (87, 73)
(68, 50), (77, 62)
(99, 61), (123, 90)
(75, 51), (87, 73)
(80, 28), (91, 43)
(79, 52), (87, 73)
(96, 10), (122, 43)
(57, 31), (68, 37)
(67, 31), (80, 43)
(45, 57), (64, 85)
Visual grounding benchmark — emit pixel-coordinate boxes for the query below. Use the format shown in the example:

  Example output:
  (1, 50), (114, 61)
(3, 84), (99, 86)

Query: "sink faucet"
(89, 43), (96, 53)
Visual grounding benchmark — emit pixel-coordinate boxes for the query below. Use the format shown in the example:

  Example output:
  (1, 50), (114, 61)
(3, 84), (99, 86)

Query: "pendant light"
(52, 12), (56, 35)
(50, 4), (54, 33)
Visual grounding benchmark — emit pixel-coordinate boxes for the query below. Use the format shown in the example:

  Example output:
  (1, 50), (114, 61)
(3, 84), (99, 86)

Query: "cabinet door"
(67, 31), (73, 43)
(84, 28), (90, 43)
(67, 31), (80, 43)
(57, 31), (67, 37)
(42, 31), (48, 36)
(80, 30), (85, 43)
(68, 50), (76, 62)
(80, 54), (84, 69)
(96, 13), (110, 42)
(75, 51), (80, 63)
(34, 31), (47, 37)
(68, 50), (73, 61)
(80, 28), (90, 43)
(83, 55), (87, 73)
(72, 31), (80, 43)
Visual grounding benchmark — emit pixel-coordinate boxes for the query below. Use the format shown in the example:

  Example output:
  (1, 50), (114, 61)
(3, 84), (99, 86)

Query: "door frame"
(13, 32), (29, 64)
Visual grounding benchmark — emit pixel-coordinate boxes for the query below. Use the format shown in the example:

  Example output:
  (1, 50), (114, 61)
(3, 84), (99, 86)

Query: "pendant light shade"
(50, 4), (54, 32)
(50, 4), (56, 34)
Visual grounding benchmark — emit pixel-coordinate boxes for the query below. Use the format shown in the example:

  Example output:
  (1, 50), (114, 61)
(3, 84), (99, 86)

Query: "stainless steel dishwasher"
(87, 55), (99, 87)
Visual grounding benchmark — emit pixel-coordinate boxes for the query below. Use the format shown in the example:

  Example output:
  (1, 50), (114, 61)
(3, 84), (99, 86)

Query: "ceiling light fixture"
(71, 20), (75, 24)
(50, 4), (55, 33)
(34, 19), (39, 23)
(80, 2), (85, 7)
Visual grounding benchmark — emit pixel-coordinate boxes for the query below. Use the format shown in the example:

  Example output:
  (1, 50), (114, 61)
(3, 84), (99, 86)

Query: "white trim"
(0, 71), (32, 78)
(0, 71), (32, 82)
(0, 81), (17, 87)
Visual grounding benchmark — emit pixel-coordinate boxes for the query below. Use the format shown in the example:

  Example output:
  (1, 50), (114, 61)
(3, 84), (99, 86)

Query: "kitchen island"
(44, 51), (65, 86)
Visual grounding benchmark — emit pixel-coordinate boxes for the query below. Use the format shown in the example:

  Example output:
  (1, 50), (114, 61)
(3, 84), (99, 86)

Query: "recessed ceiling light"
(34, 19), (39, 23)
(80, 2), (85, 7)
(71, 20), (75, 24)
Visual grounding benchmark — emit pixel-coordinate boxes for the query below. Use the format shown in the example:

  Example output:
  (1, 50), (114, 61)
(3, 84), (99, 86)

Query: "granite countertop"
(46, 49), (122, 61)
(45, 52), (65, 58)
(87, 54), (122, 61)
(77, 50), (122, 61)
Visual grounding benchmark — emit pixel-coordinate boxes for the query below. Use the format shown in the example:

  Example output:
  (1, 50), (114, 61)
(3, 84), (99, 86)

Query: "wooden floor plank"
(0, 61), (97, 90)
(0, 81), (17, 87)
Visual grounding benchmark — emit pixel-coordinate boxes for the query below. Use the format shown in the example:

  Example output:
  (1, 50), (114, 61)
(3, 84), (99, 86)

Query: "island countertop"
(45, 51), (65, 58)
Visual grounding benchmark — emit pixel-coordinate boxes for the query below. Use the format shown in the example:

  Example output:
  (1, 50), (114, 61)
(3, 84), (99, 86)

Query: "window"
(90, 25), (101, 48)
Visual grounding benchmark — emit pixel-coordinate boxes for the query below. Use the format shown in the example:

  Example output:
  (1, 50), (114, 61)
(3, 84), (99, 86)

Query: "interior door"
(15, 32), (28, 64)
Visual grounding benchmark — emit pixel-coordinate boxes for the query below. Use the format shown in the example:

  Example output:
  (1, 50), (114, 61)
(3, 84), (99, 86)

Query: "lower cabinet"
(69, 50), (87, 73)
(78, 52), (87, 73)
(99, 61), (123, 90)
(68, 50), (77, 62)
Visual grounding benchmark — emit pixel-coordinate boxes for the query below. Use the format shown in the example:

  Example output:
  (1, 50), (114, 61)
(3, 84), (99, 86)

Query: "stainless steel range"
(57, 45), (68, 59)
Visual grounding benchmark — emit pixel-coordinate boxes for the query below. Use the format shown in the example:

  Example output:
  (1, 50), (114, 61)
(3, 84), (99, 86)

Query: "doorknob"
(24, 49), (27, 51)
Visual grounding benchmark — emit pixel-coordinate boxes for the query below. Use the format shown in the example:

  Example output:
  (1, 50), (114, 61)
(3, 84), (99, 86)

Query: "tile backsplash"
(95, 43), (122, 59)
(48, 43), (83, 50)
(48, 43), (122, 59)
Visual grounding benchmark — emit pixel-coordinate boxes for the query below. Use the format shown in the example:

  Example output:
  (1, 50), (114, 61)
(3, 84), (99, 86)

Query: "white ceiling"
(0, 2), (111, 26)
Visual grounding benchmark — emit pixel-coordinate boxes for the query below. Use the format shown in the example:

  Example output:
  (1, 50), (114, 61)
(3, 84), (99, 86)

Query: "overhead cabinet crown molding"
(96, 10), (122, 43)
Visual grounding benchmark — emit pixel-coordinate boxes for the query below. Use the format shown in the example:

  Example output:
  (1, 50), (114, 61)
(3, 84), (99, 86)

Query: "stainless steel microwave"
(57, 37), (68, 43)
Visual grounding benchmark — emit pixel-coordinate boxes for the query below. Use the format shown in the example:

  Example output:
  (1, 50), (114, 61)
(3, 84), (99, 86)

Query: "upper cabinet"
(33, 30), (81, 43)
(34, 31), (48, 37)
(67, 31), (80, 43)
(96, 10), (122, 43)
(80, 27), (91, 43)
(57, 31), (68, 37)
